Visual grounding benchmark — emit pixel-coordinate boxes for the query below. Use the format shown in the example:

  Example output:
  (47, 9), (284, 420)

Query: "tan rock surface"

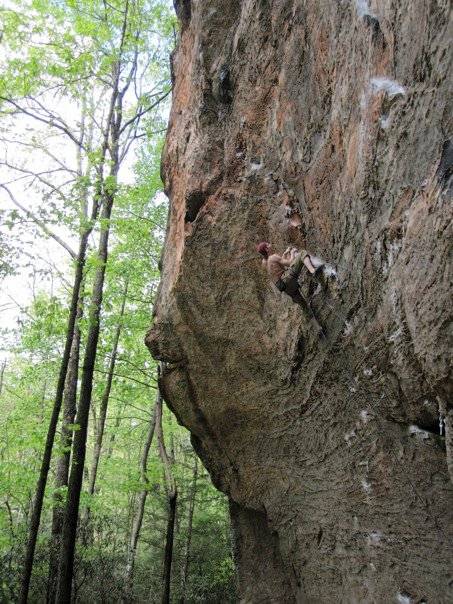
(147, 1), (453, 601)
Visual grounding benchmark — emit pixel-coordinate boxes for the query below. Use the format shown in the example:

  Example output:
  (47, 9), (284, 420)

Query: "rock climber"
(256, 242), (326, 337)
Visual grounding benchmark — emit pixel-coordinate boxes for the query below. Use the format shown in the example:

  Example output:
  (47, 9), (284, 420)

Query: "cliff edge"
(146, 1), (453, 601)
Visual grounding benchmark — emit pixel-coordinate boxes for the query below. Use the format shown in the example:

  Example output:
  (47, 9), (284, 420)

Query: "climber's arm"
(289, 248), (317, 274)
(275, 253), (292, 268)
(267, 254), (290, 282)
(282, 247), (293, 262)
(303, 254), (316, 274)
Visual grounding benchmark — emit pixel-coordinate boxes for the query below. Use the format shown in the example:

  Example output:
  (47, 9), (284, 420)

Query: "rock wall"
(146, 1), (453, 601)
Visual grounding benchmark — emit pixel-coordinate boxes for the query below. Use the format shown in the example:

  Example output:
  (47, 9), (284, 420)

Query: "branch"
(119, 43), (139, 98)
(102, 0), (123, 14)
(109, 396), (156, 416)
(114, 354), (157, 377)
(0, 160), (71, 199)
(4, 295), (34, 321)
(39, 146), (79, 175)
(0, 137), (78, 174)
(119, 208), (165, 230)
(119, 118), (140, 163)
(132, 127), (167, 140)
(93, 367), (152, 388)
(105, 415), (149, 424)
(119, 90), (171, 135)
(22, 250), (73, 290)
(0, 136), (78, 175)
(4, 499), (15, 539)
(0, 184), (77, 259)
(0, 97), (85, 150)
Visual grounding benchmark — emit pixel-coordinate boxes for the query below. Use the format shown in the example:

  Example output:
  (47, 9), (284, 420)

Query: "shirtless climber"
(257, 242), (326, 338)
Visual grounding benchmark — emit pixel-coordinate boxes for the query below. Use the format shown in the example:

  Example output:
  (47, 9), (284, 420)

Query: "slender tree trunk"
(0, 360), (6, 396)
(55, 85), (126, 595)
(39, 382), (48, 422)
(155, 376), (177, 604)
(123, 391), (158, 603)
(54, 22), (131, 592)
(20, 90), (101, 599)
(53, 3), (158, 596)
(179, 457), (198, 604)
(47, 307), (82, 604)
(162, 491), (177, 604)
(49, 100), (89, 596)
(19, 232), (89, 604)
(55, 186), (116, 603)
(87, 279), (128, 499)
(106, 410), (122, 460)
(81, 280), (128, 546)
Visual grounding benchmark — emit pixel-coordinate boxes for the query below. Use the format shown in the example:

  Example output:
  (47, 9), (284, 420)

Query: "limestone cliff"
(146, 1), (453, 601)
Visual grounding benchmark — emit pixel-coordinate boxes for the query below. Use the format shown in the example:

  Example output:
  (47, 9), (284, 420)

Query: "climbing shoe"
(310, 316), (327, 340)
(307, 266), (326, 298)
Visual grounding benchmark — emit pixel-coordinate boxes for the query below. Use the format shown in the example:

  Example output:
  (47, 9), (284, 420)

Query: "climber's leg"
(280, 249), (308, 288)
(311, 265), (327, 291)
(284, 251), (305, 283)
(286, 286), (327, 339)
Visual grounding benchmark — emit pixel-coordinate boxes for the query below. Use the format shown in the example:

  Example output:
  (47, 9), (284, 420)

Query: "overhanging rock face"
(146, 1), (453, 601)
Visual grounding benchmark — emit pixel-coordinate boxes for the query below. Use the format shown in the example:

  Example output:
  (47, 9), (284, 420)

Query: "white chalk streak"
(355, 0), (375, 18)
(370, 77), (406, 98)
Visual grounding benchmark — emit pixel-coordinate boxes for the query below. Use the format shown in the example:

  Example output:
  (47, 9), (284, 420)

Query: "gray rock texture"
(147, 1), (453, 601)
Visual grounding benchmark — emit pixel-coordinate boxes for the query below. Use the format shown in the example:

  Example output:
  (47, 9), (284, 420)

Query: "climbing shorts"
(282, 249), (309, 285)
(275, 278), (286, 292)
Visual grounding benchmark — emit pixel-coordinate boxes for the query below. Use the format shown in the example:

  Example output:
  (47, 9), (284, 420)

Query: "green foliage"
(0, 198), (237, 602)
(0, 194), (237, 602)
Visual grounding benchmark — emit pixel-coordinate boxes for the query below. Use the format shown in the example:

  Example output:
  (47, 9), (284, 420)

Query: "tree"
(87, 279), (128, 504)
(0, 0), (172, 600)
(156, 372), (178, 604)
(179, 456), (198, 604)
(124, 388), (158, 602)
(47, 290), (84, 604)
(54, 1), (170, 596)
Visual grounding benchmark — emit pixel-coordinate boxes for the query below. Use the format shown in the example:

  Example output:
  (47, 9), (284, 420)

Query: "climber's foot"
(312, 264), (325, 281)
(312, 321), (326, 340)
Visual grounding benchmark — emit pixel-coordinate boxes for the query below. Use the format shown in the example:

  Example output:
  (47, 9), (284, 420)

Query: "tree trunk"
(55, 187), (116, 603)
(19, 232), (90, 604)
(162, 491), (177, 604)
(54, 21), (131, 594)
(106, 411), (122, 460)
(87, 279), (128, 499)
(47, 306), (82, 604)
(48, 91), (91, 600)
(0, 360), (6, 396)
(155, 375), (177, 604)
(123, 391), (158, 603)
(179, 457), (198, 604)
(20, 88), (102, 600)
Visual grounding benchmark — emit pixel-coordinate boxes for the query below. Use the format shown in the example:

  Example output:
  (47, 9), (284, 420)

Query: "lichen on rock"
(146, 0), (453, 601)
